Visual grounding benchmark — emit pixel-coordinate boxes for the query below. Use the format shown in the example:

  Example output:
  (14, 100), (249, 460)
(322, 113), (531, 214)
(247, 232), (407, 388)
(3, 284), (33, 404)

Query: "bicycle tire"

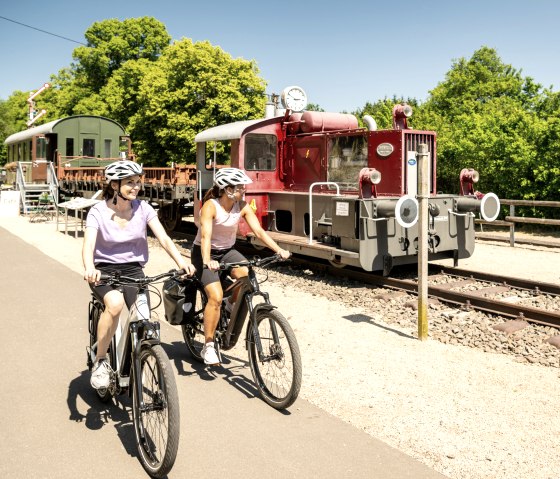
(132, 344), (180, 478)
(247, 309), (302, 409)
(89, 302), (113, 403)
(181, 289), (206, 362)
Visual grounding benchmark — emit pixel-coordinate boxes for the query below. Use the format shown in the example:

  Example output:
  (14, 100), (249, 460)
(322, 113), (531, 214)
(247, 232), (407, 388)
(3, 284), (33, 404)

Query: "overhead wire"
(0, 15), (87, 46)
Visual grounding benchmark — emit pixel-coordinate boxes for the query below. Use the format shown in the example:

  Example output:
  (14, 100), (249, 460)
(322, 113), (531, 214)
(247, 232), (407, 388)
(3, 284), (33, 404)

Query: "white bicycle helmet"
(214, 167), (253, 189)
(105, 160), (143, 181)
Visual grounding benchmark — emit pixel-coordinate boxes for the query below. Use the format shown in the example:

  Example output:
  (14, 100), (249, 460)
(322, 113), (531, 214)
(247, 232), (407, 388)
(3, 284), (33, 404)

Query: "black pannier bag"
(162, 278), (197, 326)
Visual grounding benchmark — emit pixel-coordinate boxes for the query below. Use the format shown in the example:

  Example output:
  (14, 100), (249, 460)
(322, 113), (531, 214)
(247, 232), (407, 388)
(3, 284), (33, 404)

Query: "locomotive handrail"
(308, 182), (340, 245)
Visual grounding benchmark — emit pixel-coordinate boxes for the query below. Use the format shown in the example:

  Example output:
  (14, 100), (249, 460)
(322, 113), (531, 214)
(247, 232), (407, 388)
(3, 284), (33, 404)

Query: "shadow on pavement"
(66, 369), (137, 457)
(161, 341), (291, 414)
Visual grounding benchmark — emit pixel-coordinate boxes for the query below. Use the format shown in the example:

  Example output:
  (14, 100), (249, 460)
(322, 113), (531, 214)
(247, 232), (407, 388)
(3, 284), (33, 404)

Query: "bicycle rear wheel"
(247, 309), (302, 410)
(132, 344), (180, 478)
(181, 289), (206, 362)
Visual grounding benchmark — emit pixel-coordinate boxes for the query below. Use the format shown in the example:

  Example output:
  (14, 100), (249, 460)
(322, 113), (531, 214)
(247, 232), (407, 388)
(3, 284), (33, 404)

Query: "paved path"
(0, 224), (447, 479)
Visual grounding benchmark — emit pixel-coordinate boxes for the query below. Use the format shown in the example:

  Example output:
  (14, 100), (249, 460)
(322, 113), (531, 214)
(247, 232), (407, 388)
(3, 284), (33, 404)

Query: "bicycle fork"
(247, 302), (282, 363)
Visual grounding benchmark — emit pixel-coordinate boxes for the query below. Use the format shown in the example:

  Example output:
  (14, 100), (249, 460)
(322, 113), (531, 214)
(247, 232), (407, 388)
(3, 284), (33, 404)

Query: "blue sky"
(1, 0), (559, 113)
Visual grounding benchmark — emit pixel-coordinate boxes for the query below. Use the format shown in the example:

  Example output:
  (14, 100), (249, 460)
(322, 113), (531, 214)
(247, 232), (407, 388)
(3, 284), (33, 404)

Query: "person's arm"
(148, 217), (196, 276)
(241, 204), (291, 259)
(82, 226), (101, 283)
(199, 200), (220, 270)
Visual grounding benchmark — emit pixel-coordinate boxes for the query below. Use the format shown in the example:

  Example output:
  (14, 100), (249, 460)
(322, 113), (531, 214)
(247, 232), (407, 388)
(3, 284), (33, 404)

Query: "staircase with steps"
(16, 162), (59, 219)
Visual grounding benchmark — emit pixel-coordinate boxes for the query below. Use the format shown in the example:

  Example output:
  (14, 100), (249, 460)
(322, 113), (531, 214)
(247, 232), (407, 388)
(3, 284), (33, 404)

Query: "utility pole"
(417, 143), (429, 341)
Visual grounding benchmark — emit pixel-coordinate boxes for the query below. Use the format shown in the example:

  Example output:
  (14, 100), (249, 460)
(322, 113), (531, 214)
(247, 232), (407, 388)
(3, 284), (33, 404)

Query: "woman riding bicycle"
(83, 160), (196, 390)
(192, 167), (291, 365)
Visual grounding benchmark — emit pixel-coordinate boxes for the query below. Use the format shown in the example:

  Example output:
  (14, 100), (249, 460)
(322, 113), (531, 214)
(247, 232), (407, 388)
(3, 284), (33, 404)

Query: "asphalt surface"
(0, 226), (448, 479)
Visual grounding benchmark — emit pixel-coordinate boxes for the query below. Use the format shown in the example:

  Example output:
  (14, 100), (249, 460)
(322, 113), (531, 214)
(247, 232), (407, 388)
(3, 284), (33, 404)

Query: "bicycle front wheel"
(247, 309), (302, 410)
(132, 344), (180, 478)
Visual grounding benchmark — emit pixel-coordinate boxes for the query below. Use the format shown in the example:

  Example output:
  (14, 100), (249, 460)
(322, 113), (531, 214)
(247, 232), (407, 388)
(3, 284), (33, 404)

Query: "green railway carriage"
(4, 115), (131, 183)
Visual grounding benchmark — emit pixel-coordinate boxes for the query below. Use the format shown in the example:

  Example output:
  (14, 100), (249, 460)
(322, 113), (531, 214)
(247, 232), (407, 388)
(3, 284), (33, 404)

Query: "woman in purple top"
(82, 160), (195, 390)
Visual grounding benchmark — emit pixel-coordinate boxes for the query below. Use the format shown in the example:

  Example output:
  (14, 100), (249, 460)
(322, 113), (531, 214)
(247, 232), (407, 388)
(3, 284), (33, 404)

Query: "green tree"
(73, 17), (171, 92)
(421, 47), (547, 199)
(129, 38), (267, 165)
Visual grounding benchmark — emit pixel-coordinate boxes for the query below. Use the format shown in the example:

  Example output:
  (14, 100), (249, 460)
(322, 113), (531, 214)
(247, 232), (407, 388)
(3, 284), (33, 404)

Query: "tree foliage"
(128, 39), (266, 165)
(73, 17), (171, 92)
(413, 47), (556, 203)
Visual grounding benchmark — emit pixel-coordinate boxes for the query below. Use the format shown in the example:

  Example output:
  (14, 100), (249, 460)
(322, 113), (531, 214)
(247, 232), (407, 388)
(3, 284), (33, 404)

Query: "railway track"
(170, 228), (560, 331)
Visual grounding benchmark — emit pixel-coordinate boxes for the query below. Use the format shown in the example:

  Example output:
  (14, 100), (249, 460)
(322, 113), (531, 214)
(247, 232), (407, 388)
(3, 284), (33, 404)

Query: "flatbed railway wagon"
(194, 86), (500, 274)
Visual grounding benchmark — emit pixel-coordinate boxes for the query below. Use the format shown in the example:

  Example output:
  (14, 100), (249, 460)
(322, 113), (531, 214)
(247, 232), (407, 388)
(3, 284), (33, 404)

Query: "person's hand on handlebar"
(84, 267), (101, 283)
(204, 259), (221, 271)
(178, 260), (196, 278)
(277, 248), (291, 260)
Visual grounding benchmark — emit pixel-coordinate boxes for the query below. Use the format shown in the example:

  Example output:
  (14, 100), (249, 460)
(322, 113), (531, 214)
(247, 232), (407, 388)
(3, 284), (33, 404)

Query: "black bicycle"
(180, 254), (302, 410)
(86, 269), (183, 478)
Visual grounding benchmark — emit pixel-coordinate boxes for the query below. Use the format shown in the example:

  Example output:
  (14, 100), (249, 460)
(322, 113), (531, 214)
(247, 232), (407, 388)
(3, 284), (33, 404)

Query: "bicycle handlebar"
(99, 269), (186, 285)
(208, 253), (287, 271)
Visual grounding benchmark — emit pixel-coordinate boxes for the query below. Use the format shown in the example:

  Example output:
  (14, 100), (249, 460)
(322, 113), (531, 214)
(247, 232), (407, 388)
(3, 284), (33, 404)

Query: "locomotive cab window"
(327, 135), (368, 190)
(244, 134), (277, 171)
(204, 140), (233, 170)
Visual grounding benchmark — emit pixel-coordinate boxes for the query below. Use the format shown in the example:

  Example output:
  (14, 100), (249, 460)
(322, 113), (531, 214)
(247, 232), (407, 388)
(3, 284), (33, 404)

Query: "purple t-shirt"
(86, 199), (158, 266)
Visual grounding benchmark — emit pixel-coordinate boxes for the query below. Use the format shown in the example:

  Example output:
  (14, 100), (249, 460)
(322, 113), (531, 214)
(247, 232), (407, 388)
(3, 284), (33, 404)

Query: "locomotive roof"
(4, 115), (126, 145)
(194, 119), (264, 143)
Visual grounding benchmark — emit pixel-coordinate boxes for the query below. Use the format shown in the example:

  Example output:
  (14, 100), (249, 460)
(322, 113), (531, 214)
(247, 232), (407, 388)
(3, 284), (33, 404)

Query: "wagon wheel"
(158, 204), (180, 232)
(328, 258), (346, 269)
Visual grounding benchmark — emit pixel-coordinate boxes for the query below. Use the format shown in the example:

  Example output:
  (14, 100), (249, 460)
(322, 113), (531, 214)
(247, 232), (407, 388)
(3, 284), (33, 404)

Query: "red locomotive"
(194, 86), (500, 274)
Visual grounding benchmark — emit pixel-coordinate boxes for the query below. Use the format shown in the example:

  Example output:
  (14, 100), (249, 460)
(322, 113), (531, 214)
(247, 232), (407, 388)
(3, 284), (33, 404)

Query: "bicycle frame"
(217, 265), (277, 351)
(89, 285), (161, 394)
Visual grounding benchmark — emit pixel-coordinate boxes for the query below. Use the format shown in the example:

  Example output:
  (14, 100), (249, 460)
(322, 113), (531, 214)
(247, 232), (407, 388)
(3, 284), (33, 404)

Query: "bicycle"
(180, 254), (302, 410)
(86, 269), (183, 478)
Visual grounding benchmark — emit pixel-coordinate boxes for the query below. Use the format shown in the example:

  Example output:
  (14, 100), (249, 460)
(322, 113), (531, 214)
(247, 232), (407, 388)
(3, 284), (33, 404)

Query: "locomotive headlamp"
(459, 168), (480, 196)
(369, 169), (382, 185)
(392, 103), (413, 130)
(460, 168), (479, 184)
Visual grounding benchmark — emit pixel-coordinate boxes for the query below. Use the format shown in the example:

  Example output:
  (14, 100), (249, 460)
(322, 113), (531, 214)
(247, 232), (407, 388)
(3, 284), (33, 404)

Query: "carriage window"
(83, 139), (95, 157)
(66, 138), (74, 157)
(327, 136), (368, 190)
(244, 134), (277, 171)
(36, 137), (46, 160)
(104, 139), (112, 158)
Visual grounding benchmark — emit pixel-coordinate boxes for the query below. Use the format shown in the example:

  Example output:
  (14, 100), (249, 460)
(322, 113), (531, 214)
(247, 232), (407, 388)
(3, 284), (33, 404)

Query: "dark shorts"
(89, 262), (146, 309)
(191, 244), (246, 288)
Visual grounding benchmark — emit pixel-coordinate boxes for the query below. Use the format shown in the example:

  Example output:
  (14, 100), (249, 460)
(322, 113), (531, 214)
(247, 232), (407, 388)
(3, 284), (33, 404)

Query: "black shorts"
(89, 262), (147, 309)
(191, 244), (246, 288)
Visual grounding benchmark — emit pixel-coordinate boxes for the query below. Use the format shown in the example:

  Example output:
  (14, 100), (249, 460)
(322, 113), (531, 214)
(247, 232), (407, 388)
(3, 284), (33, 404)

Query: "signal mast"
(26, 82), (50, 127)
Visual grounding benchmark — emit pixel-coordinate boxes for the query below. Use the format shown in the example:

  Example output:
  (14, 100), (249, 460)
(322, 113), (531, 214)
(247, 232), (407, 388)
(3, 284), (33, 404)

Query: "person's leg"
(203, 281), (223, 343)
(96, 289), (125, 361)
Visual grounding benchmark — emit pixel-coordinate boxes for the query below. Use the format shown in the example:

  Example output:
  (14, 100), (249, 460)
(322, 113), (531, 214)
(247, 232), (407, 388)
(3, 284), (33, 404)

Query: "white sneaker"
(91, 358), (112, 389)
(201, 342), (220, 365)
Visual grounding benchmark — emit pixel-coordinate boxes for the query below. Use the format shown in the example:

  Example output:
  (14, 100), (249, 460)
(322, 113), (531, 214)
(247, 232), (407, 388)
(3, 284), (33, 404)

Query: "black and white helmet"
(105, 160), (143, 181)
(214, 168), (253, 189)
